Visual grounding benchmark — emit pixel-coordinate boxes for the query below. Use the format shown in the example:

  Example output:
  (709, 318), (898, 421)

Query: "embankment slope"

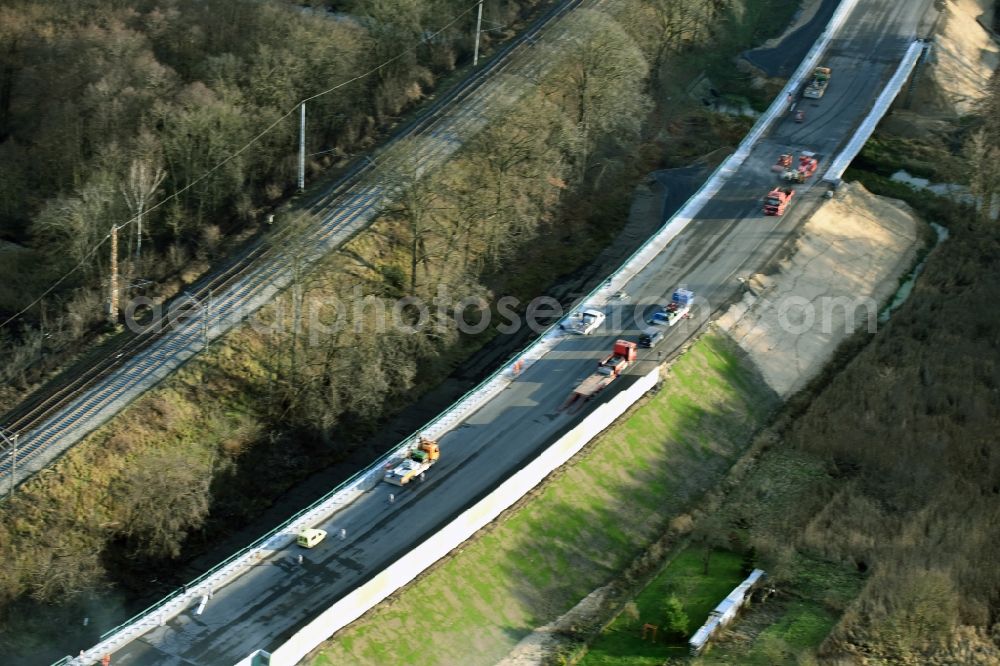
(717, 181), (922, 397)
(919, 0), (998, 115)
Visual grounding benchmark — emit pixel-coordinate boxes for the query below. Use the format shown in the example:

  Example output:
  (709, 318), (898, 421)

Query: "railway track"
(0, 0), (589, 486)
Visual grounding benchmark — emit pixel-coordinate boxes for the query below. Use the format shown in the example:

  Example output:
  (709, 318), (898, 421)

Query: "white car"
(562, 309), (606, 335)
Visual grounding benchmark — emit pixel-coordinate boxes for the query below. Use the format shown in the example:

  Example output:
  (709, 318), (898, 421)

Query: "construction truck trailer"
(803, 66), (831, 99)
(384, 437), (440, 485)
(565, 340), (638, 409)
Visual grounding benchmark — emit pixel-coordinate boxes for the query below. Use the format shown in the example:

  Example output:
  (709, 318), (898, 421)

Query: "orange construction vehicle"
(771, 153), (793, 173)
(763, 187), (795, 216)
(783, 152), (819, 183)
(384, 436), (440, 485)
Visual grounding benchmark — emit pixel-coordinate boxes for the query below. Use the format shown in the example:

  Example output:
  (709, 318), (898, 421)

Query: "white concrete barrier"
(268, 368), (660, 666)
(823, 40), (926, 182)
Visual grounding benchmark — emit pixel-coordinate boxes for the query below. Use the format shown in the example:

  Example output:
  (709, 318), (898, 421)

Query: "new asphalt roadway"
(88, 1), (939, 663)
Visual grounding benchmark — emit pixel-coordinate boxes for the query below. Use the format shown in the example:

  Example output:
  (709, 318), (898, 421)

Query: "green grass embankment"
(579, 548), (744, 666)
(310, 333), (777, 666)
(699, 553), (861, 664)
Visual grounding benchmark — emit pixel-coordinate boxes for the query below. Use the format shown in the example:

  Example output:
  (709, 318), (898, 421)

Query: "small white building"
(689, 568), (766, 655)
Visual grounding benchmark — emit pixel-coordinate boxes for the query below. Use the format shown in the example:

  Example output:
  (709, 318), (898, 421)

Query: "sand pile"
(926, 0), (999, 115)
(716, 182), (922, 397)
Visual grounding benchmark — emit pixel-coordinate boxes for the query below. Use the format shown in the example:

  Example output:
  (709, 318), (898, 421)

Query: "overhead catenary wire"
(0, 0), (484, 333)
(0, 0), (549, 445)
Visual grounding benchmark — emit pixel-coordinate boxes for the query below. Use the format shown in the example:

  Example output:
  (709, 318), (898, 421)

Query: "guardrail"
(266, 367), (661, 666)
(577, 0), (863, 307)
(56, 1), (864, 663)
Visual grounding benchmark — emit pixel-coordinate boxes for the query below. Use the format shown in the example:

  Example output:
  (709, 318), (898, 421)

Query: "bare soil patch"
(716, 182), (922, 397)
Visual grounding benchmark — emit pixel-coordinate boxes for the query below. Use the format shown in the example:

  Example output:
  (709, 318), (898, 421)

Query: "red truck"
(763, 187), (795, 216)
(783, 153), (819, 183)
(564, 340), (638, 410)
(770, 153), (793, 173)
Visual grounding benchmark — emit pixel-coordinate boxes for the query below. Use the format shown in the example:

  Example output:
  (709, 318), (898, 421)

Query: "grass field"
(308, 334), (776, 666)
(574, 531), (860, 666)
(700, 554), (861, 664)
(579, 548), (745, 666)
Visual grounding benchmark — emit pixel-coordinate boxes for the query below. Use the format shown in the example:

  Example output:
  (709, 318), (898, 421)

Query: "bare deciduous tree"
(542, 9), (651, 176)
(116, 448), (213, 559)
(121, 135), (166, 269)
(966, 130), (1000, 224)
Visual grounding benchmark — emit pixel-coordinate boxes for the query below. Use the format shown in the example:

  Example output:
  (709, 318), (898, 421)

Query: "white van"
(297, 528), (327, 548)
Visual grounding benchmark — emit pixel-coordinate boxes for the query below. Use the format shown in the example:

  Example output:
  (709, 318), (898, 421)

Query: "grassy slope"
(310, 334), (777, 666)
(580, 549), (745, 666)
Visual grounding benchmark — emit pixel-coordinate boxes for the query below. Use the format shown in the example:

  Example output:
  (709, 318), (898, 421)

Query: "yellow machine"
(297, 528), (327, 548)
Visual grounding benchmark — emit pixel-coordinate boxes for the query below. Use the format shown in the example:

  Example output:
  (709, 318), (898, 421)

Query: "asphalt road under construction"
(90, 1), (941, 664)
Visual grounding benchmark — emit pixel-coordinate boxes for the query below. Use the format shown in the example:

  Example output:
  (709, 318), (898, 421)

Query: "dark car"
(639, 327), (663, 348)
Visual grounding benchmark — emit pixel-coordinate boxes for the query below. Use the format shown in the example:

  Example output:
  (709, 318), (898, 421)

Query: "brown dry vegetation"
(0, 0), (547, 407)
(803, 222), (1000, 663)
(702, 72), (1000, 664)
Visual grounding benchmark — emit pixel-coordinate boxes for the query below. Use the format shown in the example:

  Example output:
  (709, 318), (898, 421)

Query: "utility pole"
(298, 102), (306, 191)
(109, 224), (119, 324)
(473, 0), (484, 67)
(135, 204), (144, 264)
(184, 290), (211, 349)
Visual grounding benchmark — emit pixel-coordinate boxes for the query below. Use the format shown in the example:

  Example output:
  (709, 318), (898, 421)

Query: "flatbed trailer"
(562, 340), (638, 411)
